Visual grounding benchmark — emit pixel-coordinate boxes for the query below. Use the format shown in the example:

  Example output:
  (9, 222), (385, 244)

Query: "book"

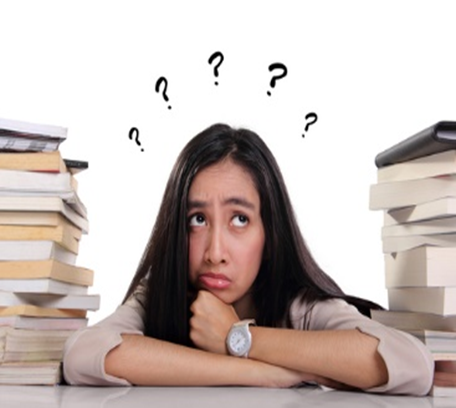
(0, 168), (78, 193)
(0, 259), (93, 286)
(0, 168), (87, 217)
(0, 291), (100, 311)
(0, 224), (81, 254)
(406, 329), (456, 355)
(388, 287), (456, 316)
(384, 197), (456, 226)
(64, 159), (88, 175)
(382, 216), (456, 238)
(0, 361), (62, 385)
(0, 305), (86, 318)
(385, 247), (456, 288)
(0, 196), (88, 233)
(375, 121), (456, 168)
(0, 315), (87, 330)
(0, 279), (88, 295)
(0, 326), (74, 363)
(377, 150), (456, 184)
(0, 117), (67, 153)
(371, 309), (456, 332)
(382, 233), (456, 253)
(0, 240), (77, 264)
(369, 175), (456, 211)
(0, 151), (67, 173)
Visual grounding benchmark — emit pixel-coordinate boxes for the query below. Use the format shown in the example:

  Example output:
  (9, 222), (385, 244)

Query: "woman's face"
(187, 159), (265, 306)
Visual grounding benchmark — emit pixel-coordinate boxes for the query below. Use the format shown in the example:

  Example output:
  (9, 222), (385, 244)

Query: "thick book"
(0, 361), (62, 385)
(0, 196), (88, 233)
(388, 287), (456, 316)
(0, 315), (87, 330)
(0, 151), (67, 173)
(371, 309), (456, 332)
(384, 197), (456, 226)
(0, 326), (74, 363)
(377, 150), (456, 183)
(382, 216), (456, 238)
(375, 121), (456, 168)
(0, 240), (77, 264)
(0, 224), (81, 254)
(382, 233), (456, 253)
(0, 278), (88, 295)
(0, 291), (100, 311)
(0, 117), (67, 153)
(0, 259), (93, 286)
(385, 247), (456, 288)
(369, 175), (456, 211)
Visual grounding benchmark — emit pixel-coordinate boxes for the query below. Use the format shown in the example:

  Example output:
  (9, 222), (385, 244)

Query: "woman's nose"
(205, 227), (227, 265)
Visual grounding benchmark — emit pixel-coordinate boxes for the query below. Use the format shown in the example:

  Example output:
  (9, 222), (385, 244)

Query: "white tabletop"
(0, 385), (453, 408)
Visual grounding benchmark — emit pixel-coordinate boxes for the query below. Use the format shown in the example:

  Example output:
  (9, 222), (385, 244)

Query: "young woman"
(63, 123), (433, 394)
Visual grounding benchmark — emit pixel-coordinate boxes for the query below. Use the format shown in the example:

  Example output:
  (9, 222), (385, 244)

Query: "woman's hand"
(190, 290), (239, 354)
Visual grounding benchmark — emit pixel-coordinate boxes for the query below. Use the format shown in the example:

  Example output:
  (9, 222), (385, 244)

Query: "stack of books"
(369, 121), (456, 396)
(0, 117), (99, 385)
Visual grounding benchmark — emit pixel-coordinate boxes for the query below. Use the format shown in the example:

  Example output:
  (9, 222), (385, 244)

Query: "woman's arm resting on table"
(248, 326), (387, 390)
(105, 333), (315, 388)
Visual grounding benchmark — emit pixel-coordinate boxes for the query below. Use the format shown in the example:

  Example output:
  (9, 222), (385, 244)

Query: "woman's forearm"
(105, 333), (305, 387)
(248, 327), (388, 390)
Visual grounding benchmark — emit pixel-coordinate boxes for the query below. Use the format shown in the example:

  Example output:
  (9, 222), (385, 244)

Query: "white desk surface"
(0, 385), (454, 408)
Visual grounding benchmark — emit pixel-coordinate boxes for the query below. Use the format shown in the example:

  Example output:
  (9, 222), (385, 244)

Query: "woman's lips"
(198, 273), (231, 289)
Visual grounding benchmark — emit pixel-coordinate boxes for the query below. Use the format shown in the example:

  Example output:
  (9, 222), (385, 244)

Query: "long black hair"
(124, 123), (382, 346)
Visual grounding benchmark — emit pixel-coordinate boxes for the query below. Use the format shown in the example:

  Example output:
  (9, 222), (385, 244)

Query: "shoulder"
(289, 295), (373, 330)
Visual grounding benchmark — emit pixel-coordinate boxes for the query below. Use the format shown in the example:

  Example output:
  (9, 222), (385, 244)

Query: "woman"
(63, 123), (433, 394)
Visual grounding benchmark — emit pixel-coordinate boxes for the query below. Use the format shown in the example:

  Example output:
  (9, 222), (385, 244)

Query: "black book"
(375, 121), (456, 168)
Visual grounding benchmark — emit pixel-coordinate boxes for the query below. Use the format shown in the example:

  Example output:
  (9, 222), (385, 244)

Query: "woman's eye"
(232, 214), (249, 227)
(189, 214), (206, 227)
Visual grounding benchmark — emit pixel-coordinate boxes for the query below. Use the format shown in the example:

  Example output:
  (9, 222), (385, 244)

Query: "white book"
(382, 216), (456, 238)
(0, 279), (88, 295)
(388, 287), (456, 316)
(384, 197), (456, 226)
(382, 233), (456, 253)
(0, 196), (88, 233)
(0, 240), (77, 264)
(0, 117), (67, 139)
(385, 247), (456, 287)
(0, 291), (100, 311)
(369, 175), (456, 211)
(0, 315), (87, 330)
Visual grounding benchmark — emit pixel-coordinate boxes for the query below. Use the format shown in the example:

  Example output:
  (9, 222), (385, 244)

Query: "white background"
(0, 1), (455, 324)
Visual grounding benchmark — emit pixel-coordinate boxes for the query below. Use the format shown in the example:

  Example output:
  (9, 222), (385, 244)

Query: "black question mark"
(155, 76), (172, 109)
(302, 113), (318, 137)
(208, 51), (224, 85)
(128, 127), (144, 151)
(267, 63), (288, 96)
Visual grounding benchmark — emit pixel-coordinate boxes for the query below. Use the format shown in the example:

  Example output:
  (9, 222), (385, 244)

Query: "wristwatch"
(226, 319), (256, 358)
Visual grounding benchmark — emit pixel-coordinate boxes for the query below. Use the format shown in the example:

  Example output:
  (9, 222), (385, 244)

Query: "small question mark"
(302, 113), (318, 137)
(128, 127), (144, 152)
(155, 76), (172, 109)
(267, 63), (288, 96)
(208, 51), (224, 85)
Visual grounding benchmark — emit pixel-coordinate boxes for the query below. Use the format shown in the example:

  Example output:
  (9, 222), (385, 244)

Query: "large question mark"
(302, 113), (318, 137)
(267, 63), (288, 96)
(128, 127), (144, 152)
(155, 76), (172, 109)
(208, 51), (224, 85)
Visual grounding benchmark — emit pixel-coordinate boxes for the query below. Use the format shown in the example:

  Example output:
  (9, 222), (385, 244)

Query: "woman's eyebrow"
(187, 197), (256, 210)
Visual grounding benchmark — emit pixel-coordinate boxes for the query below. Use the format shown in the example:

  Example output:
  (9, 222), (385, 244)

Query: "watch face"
(228, 329), (249, 356)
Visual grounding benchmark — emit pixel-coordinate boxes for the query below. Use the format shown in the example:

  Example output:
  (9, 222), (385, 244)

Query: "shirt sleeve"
(63, 287), (146, 386)
(289, 297), (434, 396)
